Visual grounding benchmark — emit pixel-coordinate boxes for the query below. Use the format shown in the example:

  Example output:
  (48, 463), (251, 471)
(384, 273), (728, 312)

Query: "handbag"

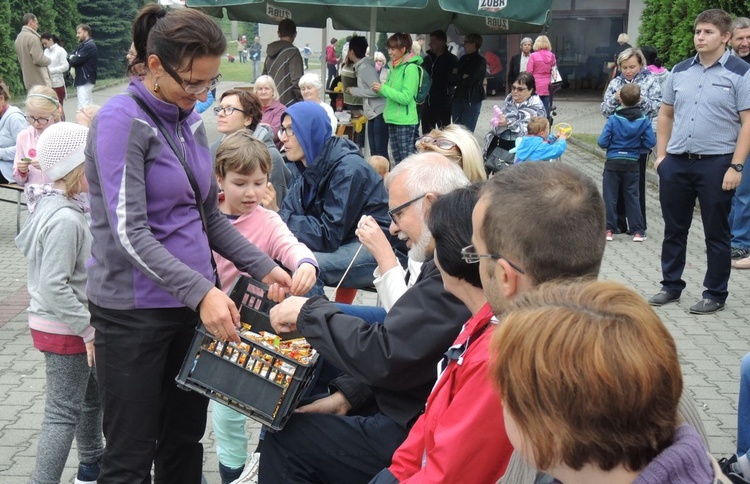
(124, 91), (221, 290)
(549, 64), (563, 94)
(484, 146), (515, 174)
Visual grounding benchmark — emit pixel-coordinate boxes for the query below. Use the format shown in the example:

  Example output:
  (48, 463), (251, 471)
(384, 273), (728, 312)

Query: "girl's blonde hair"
(62, 164), (87, 197)
(416, 124), (486, 182)
(26, 85), (62, 122)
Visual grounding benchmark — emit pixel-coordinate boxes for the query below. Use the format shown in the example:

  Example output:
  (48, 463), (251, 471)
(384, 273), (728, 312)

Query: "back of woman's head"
(130, 4), (226, 76)
(491, 280), (682, 474)
(639, 45), (661, 67)
(533, 35), (551, 51)
(427, 184), (482, 287)
(220, 89), (263, 130)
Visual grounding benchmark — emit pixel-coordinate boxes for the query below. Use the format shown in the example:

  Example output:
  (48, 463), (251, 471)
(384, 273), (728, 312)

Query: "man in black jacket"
(508, 37), (533, 90)
(420, 30), (458, 133)
(68, 23), (97, 110)
(259, 152), (471, 483)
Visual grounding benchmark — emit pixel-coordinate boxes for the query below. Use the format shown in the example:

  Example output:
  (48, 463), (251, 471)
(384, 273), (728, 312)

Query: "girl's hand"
(17, 158), (30, 174)
(263, 182), (279, 212)
(290, 262), (317, 296)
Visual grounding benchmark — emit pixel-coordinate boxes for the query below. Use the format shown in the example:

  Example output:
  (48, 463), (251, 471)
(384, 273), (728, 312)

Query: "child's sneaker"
(606, 230), (613, 241)
(75, 460), (101, 484)
(633, 233), (647, 242)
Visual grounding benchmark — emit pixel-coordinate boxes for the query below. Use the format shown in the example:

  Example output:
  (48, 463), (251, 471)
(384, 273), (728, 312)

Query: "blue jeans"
(730, 158), (750, 250)
(334, 303), (387, 326)
(603, 169), (644, 234)
(739, 352), (750, 456)
(451, 101), (482, 133)
(310, 241), (378, 296)
(252, 60), (261, 82)
(368, 114), (390, 158)
(539, 95), (551, 118)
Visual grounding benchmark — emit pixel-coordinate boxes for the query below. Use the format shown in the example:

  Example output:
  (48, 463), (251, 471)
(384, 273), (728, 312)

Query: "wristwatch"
(731, 164), (744, 172)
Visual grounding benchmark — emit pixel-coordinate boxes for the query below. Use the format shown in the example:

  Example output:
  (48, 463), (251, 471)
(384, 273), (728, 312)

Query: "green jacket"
(379, 53), (422, 126)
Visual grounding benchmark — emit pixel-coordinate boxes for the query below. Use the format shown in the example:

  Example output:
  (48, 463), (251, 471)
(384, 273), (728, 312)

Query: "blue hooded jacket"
(278, 102), (391, 253)
(597, 106), (655, 165)
(516, 135), (567, 162)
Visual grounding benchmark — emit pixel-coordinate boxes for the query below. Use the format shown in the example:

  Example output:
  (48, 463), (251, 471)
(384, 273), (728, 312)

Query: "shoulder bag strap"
(124, 91), (220, 289)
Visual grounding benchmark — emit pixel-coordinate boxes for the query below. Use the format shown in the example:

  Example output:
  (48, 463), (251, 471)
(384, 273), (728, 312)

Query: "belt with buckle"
(671, 152), (732, 160)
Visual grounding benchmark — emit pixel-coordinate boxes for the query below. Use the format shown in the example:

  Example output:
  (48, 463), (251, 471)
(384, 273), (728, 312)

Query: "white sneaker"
(231, 452), (261, 484)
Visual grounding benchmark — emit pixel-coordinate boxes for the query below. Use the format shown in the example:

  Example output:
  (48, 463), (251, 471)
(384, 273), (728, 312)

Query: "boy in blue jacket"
(598, 83), (656, 242)
(515, 116), (569, 162)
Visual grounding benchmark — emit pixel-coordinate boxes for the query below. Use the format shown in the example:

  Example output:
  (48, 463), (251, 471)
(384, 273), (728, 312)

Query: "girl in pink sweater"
(14, 86), (61, 186)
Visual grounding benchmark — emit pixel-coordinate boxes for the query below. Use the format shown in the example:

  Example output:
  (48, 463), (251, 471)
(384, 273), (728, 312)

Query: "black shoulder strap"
(124, 91), (220, 288)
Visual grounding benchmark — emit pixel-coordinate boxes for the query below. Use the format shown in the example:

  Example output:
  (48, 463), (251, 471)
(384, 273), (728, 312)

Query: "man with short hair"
(731, 17), (750, 63)
(649, 9), (750, 314)
(347, 36), (389, 158)
(68, 24), (98, 109)
(421, 30), (458, 133)
(263, 19), (303, 106)
(14, 13), (51, 90)
(276, 101), (391, 293)
(261, 152), (471, 483)
(508, 37), (533, 88)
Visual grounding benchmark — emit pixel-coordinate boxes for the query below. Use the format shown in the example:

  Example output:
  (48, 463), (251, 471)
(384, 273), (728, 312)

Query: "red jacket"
(388, 302), (513, 483)
(326, 45), (338, 65)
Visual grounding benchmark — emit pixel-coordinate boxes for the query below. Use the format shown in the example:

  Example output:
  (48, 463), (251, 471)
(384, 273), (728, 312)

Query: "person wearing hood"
(262, 18), (303, 106)
(449, 33), (486, 132)
(515, 116), (569, 163)
(372, 33), (422, 164)
(276, 101), (392, 294)
(527, 35), (556, 120)
(211, 88), (291, 207)
(598, 83), (656, 243)
(0, 80), (28, 183)
(601, 47), (662, 236)
(347, 35), (389, 159)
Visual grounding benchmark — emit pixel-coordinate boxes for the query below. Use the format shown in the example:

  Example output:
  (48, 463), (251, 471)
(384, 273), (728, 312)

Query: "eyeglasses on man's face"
(278, 125), (295, 139)
(417, 136), (456, 151)
(388, 193), (426, 224)
(213, 106), (246, 116)
(161, 61), (221, 95)
(460, 244), (525, 274)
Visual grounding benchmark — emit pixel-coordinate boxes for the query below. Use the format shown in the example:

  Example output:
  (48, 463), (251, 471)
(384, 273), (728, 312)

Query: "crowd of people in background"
(5, 4), (750, 484)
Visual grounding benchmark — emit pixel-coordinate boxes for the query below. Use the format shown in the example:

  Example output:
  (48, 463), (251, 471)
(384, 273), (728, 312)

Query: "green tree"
(78, 0), (138, 79)
(377, 32), (388, 55)
(52, 0), (81, 55)
(0, 0), (22, 96)
(639, 0), (750, 68)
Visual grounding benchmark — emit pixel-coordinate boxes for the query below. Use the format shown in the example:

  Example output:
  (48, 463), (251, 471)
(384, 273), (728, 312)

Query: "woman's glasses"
(417, 136), (456, 151)
(213, 106), (246, 116)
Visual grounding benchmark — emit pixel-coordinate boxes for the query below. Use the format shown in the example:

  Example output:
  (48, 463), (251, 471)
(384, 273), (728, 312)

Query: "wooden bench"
(0, 183), (26, 235)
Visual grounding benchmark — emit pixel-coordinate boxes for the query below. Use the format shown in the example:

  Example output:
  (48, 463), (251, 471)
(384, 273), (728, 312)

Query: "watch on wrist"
(731, 164), (744, 172)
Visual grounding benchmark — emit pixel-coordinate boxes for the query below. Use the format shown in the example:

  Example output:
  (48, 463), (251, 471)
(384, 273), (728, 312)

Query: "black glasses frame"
(388, 194), (426, 224)
(460, 244), (525, 274)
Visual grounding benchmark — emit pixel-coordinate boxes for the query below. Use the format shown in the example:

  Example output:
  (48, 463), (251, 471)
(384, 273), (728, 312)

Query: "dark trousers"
(451, 101), (482, 133)
(603, 169), (644, 234)
(616, 152), (648, 232)
(420, 101), (452, 134)
(259, 411), (407, 483)
(367, 114), (390, 158)
(326, 63), (338, 90)
(657, 153), (734, 302)
(91, 303), (208, 484)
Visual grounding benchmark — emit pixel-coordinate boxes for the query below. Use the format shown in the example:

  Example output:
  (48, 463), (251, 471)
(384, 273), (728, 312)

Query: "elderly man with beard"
(259, 152), (471, 483)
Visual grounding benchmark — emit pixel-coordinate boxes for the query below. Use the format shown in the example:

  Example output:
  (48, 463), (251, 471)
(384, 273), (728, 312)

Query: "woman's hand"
(85, 341), (95, 367)
(199, 287), (241, 344)
(356, 215), (398, 273)
(371, 82), (382, 93)
(262, 266), (292, 289)
(290, 262), (317, 296)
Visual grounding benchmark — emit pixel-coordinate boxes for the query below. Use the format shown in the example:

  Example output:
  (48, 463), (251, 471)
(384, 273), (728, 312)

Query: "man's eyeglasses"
(278, 125), (295, 138)
(25, 114), (54, 125)
(161, 61), (221, 95)
(416, 136), (456, 151)
(388, 194), (426, 224)
(511, 86), (528, 92)
(213, 106), (246, 116)
(460, 244), (525, 274)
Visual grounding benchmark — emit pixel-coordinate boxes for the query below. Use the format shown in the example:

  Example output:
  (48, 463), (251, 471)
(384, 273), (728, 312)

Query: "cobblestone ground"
(0, 85), (746, 482)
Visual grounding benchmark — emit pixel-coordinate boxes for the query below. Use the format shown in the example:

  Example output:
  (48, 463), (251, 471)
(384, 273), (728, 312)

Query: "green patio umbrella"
(186, 0), (552, 34)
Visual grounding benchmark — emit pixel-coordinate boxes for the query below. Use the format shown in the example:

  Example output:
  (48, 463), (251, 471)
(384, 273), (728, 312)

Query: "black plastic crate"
(176, 276), (318, 430)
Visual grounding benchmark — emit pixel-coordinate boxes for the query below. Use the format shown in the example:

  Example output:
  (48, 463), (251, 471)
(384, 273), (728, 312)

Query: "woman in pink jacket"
(526, 35), (556, 119)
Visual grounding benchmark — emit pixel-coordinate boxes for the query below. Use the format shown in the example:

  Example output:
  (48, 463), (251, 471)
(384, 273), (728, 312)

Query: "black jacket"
(68, 38), (98, 87)
(449, 51), (486, 104)
(423, 49), (458, 106)
(298, 259), (471, 428)
(508, 52), (532, 87)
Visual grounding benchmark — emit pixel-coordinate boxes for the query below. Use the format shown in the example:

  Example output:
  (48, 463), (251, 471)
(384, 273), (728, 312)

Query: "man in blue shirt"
(649, 9), (750, 314)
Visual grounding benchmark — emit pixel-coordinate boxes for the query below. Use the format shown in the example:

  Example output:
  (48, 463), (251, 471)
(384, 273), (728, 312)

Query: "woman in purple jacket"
(85, 5), (290, 482)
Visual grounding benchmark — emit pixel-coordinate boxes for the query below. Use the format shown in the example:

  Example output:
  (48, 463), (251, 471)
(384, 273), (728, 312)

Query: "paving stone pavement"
(0, 83), (747, 483)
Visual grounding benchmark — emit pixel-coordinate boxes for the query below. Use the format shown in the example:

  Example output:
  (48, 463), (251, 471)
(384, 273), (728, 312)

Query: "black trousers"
(259, 411), (407, 483)
(420, 100), (452, 134)
(657, 153), (734, 302)
(616, 152), (648, 232)
(91, 303), (208, 484)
